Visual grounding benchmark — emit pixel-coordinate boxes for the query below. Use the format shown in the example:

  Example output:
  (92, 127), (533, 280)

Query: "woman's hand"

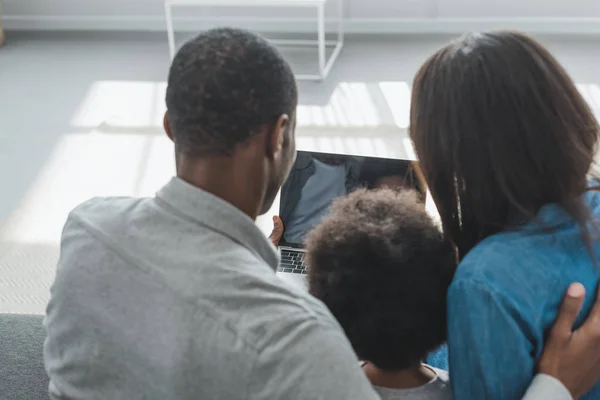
(538, 283), (600, 399)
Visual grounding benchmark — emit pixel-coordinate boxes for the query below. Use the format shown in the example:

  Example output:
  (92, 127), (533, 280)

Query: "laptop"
(275, 150), (426, 290)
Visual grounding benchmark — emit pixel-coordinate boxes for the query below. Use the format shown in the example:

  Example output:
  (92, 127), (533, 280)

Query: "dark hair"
(306, 189), (455, 370)
(165, 28), (298, 157)
(410, 31), (599, 259)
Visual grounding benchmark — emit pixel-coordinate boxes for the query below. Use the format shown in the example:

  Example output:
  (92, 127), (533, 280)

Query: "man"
(45, 27), (376, 400)
(45, 28), (600, 400)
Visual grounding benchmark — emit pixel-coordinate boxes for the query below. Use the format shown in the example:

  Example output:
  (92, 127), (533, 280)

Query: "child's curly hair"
(306, 188), (456, 370)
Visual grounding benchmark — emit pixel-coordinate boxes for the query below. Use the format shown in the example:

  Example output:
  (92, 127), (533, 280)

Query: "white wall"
(4, 0), (600, 33)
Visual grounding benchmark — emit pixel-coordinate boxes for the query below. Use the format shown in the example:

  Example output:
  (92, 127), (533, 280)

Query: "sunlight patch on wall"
(379, 81), (411, 129)
(0, 133), (174, 245)
(71, 81), (167, 130)
(298, 82), (381, 127)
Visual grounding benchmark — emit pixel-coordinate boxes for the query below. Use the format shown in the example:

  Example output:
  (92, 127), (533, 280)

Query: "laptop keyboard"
(278, 249), (308, 274)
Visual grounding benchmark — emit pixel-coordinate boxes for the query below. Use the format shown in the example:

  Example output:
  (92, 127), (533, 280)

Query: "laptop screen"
(278, 151), (425, 247)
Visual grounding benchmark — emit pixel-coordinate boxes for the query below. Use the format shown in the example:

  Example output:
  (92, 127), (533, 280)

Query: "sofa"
(0, 314), (50, 400)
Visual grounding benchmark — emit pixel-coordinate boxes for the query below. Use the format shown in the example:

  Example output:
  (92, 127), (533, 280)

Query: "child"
(305, 188), (455, 400)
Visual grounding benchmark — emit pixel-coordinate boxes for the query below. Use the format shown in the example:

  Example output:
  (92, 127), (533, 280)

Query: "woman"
(410, 31), (600, 399)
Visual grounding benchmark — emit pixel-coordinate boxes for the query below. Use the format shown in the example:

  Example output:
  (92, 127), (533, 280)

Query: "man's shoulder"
(68, 196), (148, 224)
(57, 196), (146, 255)
(64, 195), (184, 251)
(57, 195), (177, 287)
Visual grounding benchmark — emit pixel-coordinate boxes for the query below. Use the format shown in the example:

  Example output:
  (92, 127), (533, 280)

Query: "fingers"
(551, 283), (586, 339)
(273, 216), (283, 231)
(581, 284), (600, 337)
(269, 216), (284, 247)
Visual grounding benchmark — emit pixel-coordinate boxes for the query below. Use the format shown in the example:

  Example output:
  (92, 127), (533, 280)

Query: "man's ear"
(164, 112), (174, 142)
(266, 114), (290, 159)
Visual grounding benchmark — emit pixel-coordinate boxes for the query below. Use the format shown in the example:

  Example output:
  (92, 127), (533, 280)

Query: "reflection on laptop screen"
(278, 151), (424, 246)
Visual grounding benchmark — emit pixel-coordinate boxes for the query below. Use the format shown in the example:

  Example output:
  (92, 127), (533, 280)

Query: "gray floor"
(1, 31), (600, 314)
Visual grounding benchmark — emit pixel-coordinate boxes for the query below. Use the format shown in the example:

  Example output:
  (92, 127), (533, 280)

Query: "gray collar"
(156, 177), (280, 271)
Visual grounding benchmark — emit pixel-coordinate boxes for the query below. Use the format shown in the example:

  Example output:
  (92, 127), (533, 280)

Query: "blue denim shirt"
(426, 344), (449, 371)
(448, 190), (600, 399)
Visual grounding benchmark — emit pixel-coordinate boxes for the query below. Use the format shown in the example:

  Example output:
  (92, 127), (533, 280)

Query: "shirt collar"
(156, 177), (280, 271)
(522, 186), (600, 230)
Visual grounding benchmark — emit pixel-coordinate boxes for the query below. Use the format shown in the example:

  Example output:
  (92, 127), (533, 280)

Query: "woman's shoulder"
(455, 232), (527, 272)
(451, 230), (559, 293)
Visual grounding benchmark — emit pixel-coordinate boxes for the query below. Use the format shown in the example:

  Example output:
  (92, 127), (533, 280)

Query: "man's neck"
(362, 361), (436, 389)
(176, 154), (265, 221)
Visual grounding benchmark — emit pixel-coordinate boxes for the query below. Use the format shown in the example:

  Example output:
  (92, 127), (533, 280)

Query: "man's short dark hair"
(306, 189), (456, 370)
(166, 28), (297, 157)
